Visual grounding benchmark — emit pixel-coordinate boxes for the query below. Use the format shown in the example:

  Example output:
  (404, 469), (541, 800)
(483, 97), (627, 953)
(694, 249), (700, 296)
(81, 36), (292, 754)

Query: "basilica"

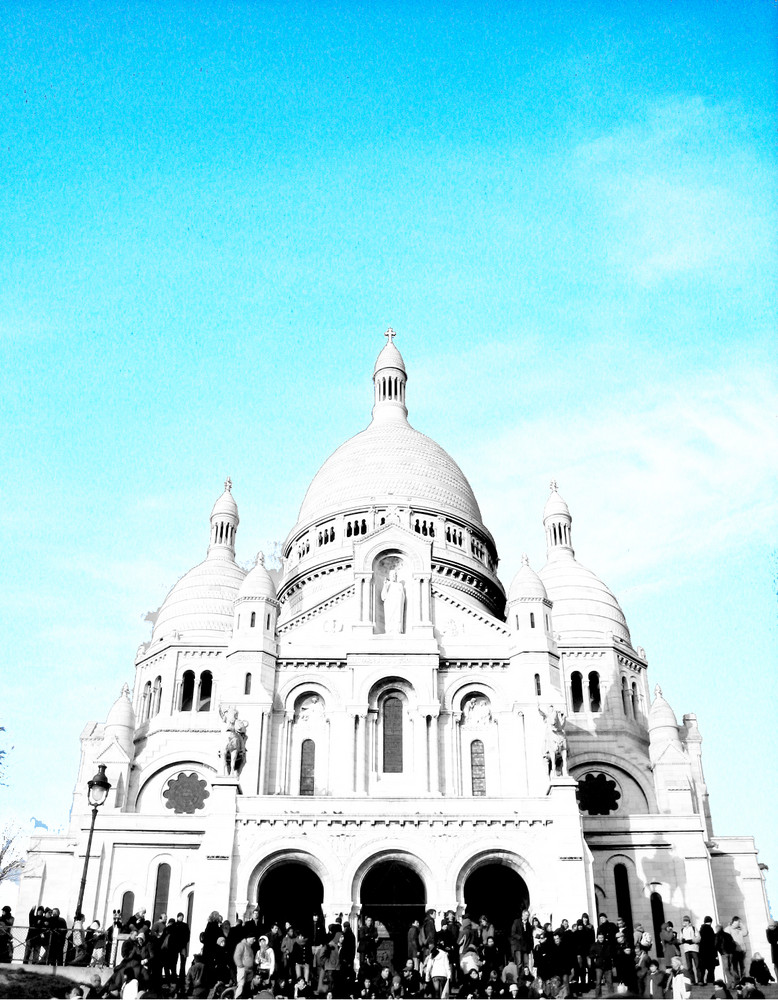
(19, 333), (771, 962)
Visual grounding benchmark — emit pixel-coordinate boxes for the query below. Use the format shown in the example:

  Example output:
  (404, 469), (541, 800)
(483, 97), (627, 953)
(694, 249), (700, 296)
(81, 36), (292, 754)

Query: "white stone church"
(19, 333), (771, 961)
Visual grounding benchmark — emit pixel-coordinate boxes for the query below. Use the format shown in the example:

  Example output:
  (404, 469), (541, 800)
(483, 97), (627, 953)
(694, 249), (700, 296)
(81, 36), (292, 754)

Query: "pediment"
(432, 585), (511, 640)
(96, 738), (132, 765)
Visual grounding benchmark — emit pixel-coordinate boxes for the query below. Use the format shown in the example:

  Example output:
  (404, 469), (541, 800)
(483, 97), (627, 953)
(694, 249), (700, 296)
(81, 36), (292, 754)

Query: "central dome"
(297, 420), (483, 526)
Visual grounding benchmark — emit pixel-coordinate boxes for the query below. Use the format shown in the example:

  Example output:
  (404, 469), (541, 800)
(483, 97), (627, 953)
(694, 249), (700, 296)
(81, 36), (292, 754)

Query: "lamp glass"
(87, 766), (111, 807)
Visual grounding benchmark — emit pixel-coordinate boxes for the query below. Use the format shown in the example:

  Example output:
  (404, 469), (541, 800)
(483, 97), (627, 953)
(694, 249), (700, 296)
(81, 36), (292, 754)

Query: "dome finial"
(543, 480), (573, 559)
(372, 327), (408, 424)
(208, 479), (239, 559)
(521, 552), (529, 567)
(654, 684), (663, 699)
(256, 551), (265, 567)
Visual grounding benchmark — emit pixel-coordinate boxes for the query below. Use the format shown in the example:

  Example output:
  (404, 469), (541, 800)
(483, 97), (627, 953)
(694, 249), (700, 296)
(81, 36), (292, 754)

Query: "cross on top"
(225, 477), (233, 493)
(385, 327), (397, 344)
(550, 479), (558, 492)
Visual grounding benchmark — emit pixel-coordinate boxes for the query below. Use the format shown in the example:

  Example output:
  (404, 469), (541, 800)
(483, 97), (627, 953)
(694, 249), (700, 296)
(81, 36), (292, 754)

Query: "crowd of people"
(1, 902), (777, 1000)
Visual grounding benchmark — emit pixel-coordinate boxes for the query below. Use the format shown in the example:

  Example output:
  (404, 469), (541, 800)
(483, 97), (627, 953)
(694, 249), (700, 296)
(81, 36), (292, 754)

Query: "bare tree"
(0, 824), (26, 885)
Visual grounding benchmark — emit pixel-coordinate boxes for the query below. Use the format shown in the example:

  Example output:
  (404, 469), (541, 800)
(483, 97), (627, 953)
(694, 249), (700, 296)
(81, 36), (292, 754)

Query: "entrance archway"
(463, 863), (530, 959)
(360, 860), (425, 971)
(257, 862), (324, 937)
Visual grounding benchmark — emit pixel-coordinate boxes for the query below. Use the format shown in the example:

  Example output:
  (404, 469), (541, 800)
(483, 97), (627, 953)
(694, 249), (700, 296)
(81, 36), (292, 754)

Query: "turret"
(371, 328), (408, 423)
(543, 480), (574, 561)
(208, 477), (239, 558)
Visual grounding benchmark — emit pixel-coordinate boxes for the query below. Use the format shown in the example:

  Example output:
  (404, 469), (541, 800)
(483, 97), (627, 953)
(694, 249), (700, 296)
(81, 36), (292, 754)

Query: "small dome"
(544, 480), (571, 521)
(211, 477), (238, 519)
(105, 683), (135, 731)
(508, 554), (548, 602)
(649, 685), (679, 732)
(539, 556), (631, 642)
(238, 552), (277, 601)
(152, 555), (246, 640)
(374, 330), (406, 375)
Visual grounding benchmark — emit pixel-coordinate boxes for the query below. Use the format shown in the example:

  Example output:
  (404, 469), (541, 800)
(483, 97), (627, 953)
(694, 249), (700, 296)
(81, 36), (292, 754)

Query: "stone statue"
(463, 696), (492, 727)
(219, 705), (248, 779)
(381, 569), (405, 634)
(539, 704), (568, 777)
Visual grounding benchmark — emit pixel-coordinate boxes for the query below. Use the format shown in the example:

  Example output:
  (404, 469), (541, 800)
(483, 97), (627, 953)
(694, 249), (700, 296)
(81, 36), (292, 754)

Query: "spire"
(543, 479), (574, 560)
(208, 478), (239, 559)
(372, 328), (408, 423)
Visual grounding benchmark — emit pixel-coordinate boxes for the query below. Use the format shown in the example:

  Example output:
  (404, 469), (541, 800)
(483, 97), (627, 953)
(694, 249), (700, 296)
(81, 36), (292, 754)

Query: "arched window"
(300, 739), (315, 795)
(650, 892), (666, 956)
(614, 863), (633, 935)
(534, 674), (542, 696)
(197, 671), (212, 712)
(530, 612), (536, 628)
(621, 677), (630, 716)
(631, 682), (639, 720)
(470, 739), (486, 796)
(153, 862), (171, 922)
(250, 612), (256, 628)
(180, 671), (195, 712)
(571, 672), (584, 713)
(266, 613), (271, 630)
(383, 697), (403, 773)
(588, 671), (601, 712)
(120, 891), (135, 925)
(244, 673), (252, 695)
(152, 676), (162, 717)
(141, 681), (152, 723)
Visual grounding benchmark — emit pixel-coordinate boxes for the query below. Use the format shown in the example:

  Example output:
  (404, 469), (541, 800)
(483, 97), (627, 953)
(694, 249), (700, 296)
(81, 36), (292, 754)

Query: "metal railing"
(0, 924), (123, 968)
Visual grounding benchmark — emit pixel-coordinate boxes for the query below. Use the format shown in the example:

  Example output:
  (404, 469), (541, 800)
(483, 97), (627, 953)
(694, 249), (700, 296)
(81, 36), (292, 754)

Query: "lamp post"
(74, 764), (112, 919)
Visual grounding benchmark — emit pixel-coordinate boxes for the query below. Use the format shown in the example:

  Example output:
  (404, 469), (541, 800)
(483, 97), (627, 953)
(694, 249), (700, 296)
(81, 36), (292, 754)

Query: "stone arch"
(245, 847), (335, 909)
(352, 529), (428, 577)
(132, 757), (217, 813)
(444, 677), (502, 714)
(355, 666), (423, 706)
(276, 678), (337, 716)
(568, 753), (655, 813)
(452, 848), (536, 907)
(348, 848), (435, 908)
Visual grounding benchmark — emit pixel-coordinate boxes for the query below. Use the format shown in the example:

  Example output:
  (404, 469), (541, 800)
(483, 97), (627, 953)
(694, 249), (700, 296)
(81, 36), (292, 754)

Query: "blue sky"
(1, 1), (776, 907)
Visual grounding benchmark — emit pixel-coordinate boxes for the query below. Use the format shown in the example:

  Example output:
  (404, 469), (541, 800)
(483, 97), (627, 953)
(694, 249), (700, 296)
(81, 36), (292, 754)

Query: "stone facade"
(18, 333), (771, 963)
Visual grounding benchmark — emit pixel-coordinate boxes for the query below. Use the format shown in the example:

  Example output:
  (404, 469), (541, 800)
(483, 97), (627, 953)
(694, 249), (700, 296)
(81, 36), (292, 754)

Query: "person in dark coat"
(766, 921), (778, 984)
(589, 930), (614, 999)
(698, 917), (718, 986)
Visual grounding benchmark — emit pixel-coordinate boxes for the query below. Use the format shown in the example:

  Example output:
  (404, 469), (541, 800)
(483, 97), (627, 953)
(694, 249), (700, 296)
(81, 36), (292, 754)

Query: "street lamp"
(74, 764), (112, 919)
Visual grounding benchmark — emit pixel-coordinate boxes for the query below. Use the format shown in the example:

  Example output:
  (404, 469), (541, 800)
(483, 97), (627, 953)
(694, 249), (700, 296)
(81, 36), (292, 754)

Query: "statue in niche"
(463, 695), (492, 727)
(539, 704), (568, 777)
(297, 695), (324, 724)
(219, 705), (248, 778)
(381, 569), (406, 634)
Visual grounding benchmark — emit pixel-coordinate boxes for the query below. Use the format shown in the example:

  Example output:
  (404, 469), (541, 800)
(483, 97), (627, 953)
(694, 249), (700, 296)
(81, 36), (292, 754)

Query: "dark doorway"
(257, 862), (324, 938)
(360, 860), (425, 972)
(463, 863), (529, 960)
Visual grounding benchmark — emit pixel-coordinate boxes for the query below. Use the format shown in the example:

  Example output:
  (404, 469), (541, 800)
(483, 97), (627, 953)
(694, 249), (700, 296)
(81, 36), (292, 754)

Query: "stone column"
(450, 711), (462, 796)
(258, 709), (271, 795)
(428, 709), (440, 794)
(355, 710), (368, 793)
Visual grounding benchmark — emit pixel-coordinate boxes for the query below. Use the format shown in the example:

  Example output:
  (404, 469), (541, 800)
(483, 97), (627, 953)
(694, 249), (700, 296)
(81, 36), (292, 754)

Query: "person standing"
(698, 916), (717, 986)
(0, 906), (14, 963)
(766, 920), (778, 985)
(728, 917), (749, 980)
(669, 956), (691, 1000)
(234, 933), (256, 998)
(679, 916), (699, 984)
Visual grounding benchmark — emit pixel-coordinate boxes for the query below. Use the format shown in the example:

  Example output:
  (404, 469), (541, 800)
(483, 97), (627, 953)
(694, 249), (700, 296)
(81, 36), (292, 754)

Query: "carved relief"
(296, 695), (325, 725)
(461, 694), (492, 728)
